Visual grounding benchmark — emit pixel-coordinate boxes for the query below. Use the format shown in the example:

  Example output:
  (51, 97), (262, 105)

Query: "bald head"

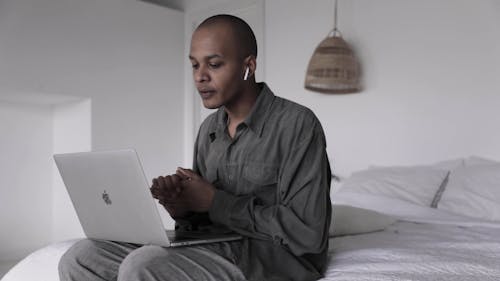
(195, 14), (257, 60)
(189, 14), (259, 110)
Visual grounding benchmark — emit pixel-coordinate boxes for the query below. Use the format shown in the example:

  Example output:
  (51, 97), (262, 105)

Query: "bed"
(3, 156), (500, 281)
(321, 207), (500, 280)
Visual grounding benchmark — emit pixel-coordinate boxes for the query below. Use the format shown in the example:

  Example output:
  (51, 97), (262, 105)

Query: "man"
(59, 15), (331, 281)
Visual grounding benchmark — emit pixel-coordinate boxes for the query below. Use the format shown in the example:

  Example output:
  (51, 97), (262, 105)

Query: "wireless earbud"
(243, 67), (250, 81)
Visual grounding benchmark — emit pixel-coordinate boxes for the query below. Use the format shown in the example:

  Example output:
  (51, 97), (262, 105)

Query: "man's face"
(189, 25), (245, 109)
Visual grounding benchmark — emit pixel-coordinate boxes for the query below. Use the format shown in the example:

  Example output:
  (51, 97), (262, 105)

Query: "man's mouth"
(198, 89), (216, 99)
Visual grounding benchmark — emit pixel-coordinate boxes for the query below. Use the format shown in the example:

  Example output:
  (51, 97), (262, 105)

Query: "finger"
(151, 179), (160, 198)
(158, 194), (166, 205)
(163, 175), (176, 195)
(152, 178), (159, 188)
(171, 174), (183, 193)
(157, 176), (166, 193)
(151, 187), (159, 199)
(175, 168), (189, 180)
(176, 167), (200, 180)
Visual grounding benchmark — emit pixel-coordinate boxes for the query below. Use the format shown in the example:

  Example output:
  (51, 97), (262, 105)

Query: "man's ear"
(244, 55), (257, 80)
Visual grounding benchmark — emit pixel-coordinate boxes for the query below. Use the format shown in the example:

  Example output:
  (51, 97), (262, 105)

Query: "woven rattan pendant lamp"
(305, 0), (361, 94)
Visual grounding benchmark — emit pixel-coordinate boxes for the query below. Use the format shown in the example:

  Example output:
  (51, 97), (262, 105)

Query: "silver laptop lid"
(54, 149), (170, 246)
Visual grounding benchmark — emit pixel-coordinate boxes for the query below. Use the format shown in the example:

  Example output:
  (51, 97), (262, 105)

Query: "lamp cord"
(333, 0), (338, 33)
(329, 0), (342, 37)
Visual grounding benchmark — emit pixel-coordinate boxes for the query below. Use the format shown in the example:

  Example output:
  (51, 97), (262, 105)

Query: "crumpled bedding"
(321, 220), (500, 281)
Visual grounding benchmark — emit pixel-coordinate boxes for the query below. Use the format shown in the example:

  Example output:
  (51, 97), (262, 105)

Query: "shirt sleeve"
(208, 120), (332, 256)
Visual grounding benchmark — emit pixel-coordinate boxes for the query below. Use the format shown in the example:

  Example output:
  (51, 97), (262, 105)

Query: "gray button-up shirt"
(178, 83), (332, 281)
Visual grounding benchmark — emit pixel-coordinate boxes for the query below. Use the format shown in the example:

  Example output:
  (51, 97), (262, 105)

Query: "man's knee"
(59, 239), (95, 279)
(59, 239), (120, 281)
(118, 245), (175, 281)
(118, 246), (245, 281)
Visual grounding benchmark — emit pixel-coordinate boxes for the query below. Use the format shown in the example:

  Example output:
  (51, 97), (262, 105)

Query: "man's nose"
(194, 66), (209, 83)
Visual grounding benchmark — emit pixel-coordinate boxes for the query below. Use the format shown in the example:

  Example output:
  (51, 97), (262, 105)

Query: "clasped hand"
(150, 168), (215, 219)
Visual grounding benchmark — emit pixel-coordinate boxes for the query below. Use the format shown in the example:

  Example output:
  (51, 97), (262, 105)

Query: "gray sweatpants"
(58, 239), (247, 281)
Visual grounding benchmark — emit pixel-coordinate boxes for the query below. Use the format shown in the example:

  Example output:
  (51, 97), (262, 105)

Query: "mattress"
(4, 201), (500, 281)
(4, 218), (500, 281)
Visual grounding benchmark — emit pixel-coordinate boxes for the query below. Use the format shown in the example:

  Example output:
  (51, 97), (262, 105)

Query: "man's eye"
(209, 63), (221, 69)
(191, 64), (199, 69)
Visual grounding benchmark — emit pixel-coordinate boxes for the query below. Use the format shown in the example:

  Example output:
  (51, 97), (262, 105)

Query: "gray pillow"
(330, 204), (397, 237)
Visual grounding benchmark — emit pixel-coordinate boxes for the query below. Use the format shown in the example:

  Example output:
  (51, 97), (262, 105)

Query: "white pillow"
(330, 204), (397, 237)
(438, 163), (500, 221)
(433, 158), (465, 170)
(465, 156), (499, 166)
(337, 166), (449, 206)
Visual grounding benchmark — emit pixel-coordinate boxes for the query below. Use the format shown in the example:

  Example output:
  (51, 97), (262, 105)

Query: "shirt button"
(273, 235), (282, 245)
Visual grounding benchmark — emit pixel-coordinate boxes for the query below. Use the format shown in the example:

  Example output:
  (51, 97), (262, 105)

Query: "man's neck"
(225, 82), (260, 125)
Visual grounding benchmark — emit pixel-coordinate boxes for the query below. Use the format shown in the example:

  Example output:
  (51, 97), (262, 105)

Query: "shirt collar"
(215, 82), (275, 137)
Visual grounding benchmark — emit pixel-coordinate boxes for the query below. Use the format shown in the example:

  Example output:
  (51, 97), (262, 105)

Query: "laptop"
(53, 149), (242, 247)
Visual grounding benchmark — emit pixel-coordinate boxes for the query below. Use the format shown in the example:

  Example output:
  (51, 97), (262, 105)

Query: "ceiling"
(139, 0), (185, 11)
(138, 0), (229, 13)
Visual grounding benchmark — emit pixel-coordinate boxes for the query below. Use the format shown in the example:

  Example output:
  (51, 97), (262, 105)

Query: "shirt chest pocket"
(241, 162), (279, 195)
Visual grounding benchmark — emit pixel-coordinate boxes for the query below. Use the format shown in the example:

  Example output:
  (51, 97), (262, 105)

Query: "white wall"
(264, 0), (500, 176)
(0, 0), (185, 179)
(0, 102), (53, 261)
(0, 96), (91, 261)
(52, 100), (91, 242)
(0, 0), (185, 260)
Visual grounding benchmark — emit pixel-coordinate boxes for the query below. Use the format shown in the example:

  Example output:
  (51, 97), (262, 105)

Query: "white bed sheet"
(4, 198), (500, 281)
(320, 220), (500, 281)
(320, 192), (500, 280)
(1, 240), (77, 281)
